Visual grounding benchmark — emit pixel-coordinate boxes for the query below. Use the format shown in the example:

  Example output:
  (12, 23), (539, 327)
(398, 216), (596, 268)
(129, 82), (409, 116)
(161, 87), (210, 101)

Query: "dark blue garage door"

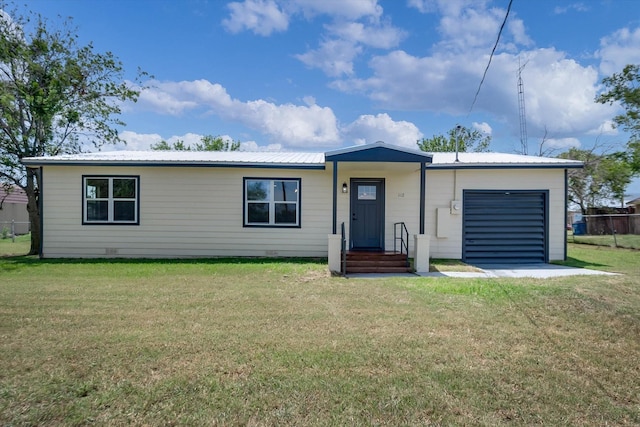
(463, 190), (548, 264)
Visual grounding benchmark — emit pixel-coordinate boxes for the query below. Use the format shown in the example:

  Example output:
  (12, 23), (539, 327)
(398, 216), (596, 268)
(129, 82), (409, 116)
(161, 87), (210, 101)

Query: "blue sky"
(17, 0), (640, 194)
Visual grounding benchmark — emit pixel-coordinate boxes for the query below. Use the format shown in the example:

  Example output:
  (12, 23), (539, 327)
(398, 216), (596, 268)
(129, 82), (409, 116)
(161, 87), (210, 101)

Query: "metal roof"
(21, 144), (583, 169)
(428, 152), (583, 169)
(22, 150), (326, 169)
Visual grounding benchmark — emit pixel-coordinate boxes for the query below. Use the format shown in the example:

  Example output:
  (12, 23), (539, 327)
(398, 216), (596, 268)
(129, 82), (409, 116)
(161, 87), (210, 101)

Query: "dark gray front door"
(350, 179), (384, 250)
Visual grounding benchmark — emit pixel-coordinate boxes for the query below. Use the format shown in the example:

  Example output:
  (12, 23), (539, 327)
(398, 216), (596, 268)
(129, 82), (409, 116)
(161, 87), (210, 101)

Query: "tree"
(417, 125), (491, 152)
(150, 135), (241, 151)
(596, 64), (640, 173)
(0, 4), (144, 254)
(557, 147), (633, 213)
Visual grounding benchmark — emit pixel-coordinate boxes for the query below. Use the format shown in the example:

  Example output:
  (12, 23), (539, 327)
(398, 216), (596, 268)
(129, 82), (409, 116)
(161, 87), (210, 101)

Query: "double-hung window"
(83, 176), (139, 224)
(244, 178), (300, 227)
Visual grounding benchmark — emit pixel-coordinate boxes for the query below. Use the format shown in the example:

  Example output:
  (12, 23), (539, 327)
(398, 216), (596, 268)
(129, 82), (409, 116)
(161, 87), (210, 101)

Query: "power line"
(468, 0), (514, 115)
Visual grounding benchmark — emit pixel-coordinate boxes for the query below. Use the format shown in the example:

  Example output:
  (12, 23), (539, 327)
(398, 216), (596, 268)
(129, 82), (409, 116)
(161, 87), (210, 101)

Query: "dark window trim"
(82, 175), (140, 225)
(243, 177), (301, 228)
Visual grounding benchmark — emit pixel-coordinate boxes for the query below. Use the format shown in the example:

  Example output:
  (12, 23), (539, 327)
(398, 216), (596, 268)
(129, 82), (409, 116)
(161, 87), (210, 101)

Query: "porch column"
(420, 161), (426, 234)
(328, 234), (342, 273)
(413, 234), (431, 273)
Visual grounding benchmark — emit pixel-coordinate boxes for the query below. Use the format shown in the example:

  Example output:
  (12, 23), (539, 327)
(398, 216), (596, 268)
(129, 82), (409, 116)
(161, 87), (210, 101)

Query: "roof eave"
(427, 163), (584, 170)
(21, 159), (326, 169)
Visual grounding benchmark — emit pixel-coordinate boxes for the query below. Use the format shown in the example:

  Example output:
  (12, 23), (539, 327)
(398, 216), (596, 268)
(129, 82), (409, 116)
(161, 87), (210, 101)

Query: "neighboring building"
(22, 142), (582, 272)
(627, 196), (640, 213)
(0, 185), (30, 235)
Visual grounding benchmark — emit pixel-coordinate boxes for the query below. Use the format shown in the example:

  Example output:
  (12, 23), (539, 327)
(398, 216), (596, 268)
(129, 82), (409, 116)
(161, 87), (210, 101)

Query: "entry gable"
(325, 141), (433, 163)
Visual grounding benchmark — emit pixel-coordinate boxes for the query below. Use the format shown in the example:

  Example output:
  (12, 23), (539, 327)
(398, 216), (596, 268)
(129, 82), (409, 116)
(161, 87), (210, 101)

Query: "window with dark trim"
(83, 176), (139, 224)
(244, 178), (300, 227)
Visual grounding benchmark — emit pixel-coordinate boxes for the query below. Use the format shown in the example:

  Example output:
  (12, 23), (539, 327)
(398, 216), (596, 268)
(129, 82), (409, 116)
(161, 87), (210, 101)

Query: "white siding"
(40, 163), (567, 261)
(425, 168), (567, 261)
(42, 166), (332, 258)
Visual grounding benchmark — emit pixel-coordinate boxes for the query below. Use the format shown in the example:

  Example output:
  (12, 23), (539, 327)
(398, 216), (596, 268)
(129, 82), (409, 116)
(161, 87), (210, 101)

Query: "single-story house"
(627, 196), (640, 213)
(0, 185), (30, 235)
(22, 142), (582, 273)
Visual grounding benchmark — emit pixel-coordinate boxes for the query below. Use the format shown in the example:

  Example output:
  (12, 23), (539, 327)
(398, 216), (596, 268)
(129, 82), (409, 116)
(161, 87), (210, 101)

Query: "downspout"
(419, 161), (425, 234)
(332, 161), (338, 234)
(564, 168), (568, 261)
(38, 166), (43, 259)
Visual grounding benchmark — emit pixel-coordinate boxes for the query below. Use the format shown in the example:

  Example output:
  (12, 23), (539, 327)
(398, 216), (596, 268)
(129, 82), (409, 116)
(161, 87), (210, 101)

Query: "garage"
(463, 190), (548, 264)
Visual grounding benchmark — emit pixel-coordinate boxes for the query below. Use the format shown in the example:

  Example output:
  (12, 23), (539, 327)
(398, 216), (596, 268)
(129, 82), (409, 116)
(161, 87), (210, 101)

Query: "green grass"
(429, 258), (483, 272)
(0, 246), (639, 425)
(0, 233), (30, 257)
(568, 232), (640, 250)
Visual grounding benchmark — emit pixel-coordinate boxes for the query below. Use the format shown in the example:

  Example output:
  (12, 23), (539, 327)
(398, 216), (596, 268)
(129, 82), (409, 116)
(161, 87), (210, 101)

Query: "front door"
(350, 179), (384, 250)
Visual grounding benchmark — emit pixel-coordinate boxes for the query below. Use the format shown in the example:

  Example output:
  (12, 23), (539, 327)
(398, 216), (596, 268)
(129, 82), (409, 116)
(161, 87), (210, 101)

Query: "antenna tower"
(517, 58), (528, 155)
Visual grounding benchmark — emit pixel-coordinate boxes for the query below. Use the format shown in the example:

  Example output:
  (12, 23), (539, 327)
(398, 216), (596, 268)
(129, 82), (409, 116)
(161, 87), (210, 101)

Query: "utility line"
(468, 0), (514, 115)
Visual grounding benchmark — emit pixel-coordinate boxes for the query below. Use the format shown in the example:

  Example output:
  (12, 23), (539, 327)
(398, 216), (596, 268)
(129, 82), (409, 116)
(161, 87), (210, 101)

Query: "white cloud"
(342, 113), (423, 148)
(542, 138), (581, 150)
(167, 132), (203, 147)
(553, 3), (589, 14)
(295, 39), (362, 77)
(302, 95), (316, 106)
(223, 1), (400, 78)
(222, 0), (382, 36)
(472, 121), (492, 135)
(325, 21), (406, 49)
(117, 131), (277, 152)
(586, 120), (618, 136)
(136, 79), (340, 147)
(332, 42), (618, 147)
(596, 27), (640, 76)
(287, 0), (382, 21)
(406, 0), (438, 14)
(116, 131), (163, 150)
(222, 0), (289, 36)
(521, 49), (618, 136)
(240, 141), (283, 151)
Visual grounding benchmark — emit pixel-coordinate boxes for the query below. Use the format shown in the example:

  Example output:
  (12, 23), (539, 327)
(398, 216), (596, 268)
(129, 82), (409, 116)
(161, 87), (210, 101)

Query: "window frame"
(82, 175), (140, 225)
(243, 177), (301, 228)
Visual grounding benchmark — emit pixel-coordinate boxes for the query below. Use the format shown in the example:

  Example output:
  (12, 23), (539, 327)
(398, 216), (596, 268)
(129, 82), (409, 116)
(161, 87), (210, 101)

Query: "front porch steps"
(345, 251), (411, 274)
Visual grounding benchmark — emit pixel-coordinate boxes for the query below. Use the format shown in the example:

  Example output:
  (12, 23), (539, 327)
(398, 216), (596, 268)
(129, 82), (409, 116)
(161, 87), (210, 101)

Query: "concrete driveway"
(417, 263), (617, 279)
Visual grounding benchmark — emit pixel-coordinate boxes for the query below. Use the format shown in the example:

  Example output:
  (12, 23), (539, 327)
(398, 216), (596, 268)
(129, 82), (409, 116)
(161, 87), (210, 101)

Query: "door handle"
(352, 213), (357, 220)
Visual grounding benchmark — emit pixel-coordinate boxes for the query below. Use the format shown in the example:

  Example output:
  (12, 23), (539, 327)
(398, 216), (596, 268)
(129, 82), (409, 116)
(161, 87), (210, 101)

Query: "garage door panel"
(465, 226), (544, 239)
(464, 238), (545, 246)
(465, 217), (544, 225)
(463, 191), (547, 264)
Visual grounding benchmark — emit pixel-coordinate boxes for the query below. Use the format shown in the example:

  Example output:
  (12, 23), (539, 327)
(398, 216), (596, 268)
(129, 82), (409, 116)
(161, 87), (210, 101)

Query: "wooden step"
(344, 251), (411, 274)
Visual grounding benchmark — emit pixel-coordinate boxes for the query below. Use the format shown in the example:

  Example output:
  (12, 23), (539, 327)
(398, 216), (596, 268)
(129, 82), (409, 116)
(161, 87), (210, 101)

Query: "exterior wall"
(40, 163), (567, 261)
(425, 168), (567, 261)
(334, 162), (422, 256)
(41, 165), (332, 258)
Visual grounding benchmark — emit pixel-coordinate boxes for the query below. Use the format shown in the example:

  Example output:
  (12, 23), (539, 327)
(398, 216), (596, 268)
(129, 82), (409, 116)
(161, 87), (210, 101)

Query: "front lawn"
(0, 245), (638, 425)
(568, 232), (640, 250)
(0, 233), (30, 257)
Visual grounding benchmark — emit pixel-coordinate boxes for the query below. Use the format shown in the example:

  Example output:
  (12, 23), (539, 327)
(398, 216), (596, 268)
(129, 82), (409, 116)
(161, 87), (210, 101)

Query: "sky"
(13, 0), (640, 195)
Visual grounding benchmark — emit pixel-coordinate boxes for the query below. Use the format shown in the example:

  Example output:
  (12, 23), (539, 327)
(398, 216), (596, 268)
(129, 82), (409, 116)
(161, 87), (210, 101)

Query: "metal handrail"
(393, 222), (409, 256)
(340, 222), (347, 275)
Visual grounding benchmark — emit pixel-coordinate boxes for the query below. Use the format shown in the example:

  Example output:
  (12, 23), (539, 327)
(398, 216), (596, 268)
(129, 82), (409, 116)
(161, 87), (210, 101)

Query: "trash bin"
(572, 222), (586, 235)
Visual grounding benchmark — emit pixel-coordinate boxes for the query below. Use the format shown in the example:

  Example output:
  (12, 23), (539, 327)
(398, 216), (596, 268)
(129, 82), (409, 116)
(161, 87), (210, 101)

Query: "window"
(83, 176), (139, 224)
(358, 185), (377, 200)
(244, 178), (300, 227)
